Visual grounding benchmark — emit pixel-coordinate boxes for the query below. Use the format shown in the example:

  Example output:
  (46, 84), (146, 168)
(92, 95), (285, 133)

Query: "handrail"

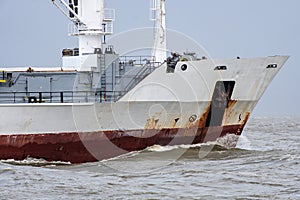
(123, 63), (153, 92)
(118, 61), (164, 100)
(0, 90), (141, 104)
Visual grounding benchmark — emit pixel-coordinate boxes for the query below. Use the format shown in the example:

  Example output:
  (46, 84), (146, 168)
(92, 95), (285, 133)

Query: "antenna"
(150, 0), (167, 63)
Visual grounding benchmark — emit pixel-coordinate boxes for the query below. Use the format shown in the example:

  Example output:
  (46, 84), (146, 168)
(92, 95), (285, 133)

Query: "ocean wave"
(145, 134), (241, 153)
(0, 135), (253, 167)
(0, 158), (71, 167)
(0, 167), (14, 174)
(99, 151), (141, 162)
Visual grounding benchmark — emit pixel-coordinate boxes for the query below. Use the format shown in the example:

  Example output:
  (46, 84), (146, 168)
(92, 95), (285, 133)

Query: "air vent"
(214, 65), (227, 71)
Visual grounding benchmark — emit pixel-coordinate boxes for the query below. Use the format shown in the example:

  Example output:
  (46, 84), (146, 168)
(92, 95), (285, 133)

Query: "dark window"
(267, 64), (277, 68)
(73, 48), (79, 56)
(7, 73), (12, 80)
(214, 65), (227, 71)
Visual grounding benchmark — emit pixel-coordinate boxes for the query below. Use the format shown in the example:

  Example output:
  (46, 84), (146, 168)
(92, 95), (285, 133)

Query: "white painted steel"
(151, 0), (167, 63)
(0, 56), (288, 136)
(120, 56), (288, 102)
(75, 0), (104, 56)
(53, 0), (106, 66)
(0, 100), (253, 135)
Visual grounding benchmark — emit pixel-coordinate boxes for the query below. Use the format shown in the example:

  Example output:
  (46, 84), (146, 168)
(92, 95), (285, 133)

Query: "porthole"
(181, 64), (188, 71)
(189, 115), (197, 122)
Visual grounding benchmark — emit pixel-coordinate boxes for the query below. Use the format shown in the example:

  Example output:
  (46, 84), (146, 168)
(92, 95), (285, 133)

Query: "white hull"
(0, 56), (288, 135)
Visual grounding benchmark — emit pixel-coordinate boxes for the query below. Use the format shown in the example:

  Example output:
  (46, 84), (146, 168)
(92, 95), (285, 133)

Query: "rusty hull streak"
(145, 118), (159, 130)
(222, 99), (238, 124)
(242, 112), (251, 124)
(198, 104), (211, 128)
(171, 117), (180, 128)
(222, 99), (252, 126)
(227, 100), (238, 108)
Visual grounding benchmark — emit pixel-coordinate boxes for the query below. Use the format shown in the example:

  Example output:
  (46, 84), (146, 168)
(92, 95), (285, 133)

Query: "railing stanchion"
(39, 92), (42, 103)
(60, 92), (64, 103)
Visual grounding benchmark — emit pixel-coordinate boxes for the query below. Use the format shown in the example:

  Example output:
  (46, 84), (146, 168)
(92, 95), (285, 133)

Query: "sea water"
(0, 116), (299, 199)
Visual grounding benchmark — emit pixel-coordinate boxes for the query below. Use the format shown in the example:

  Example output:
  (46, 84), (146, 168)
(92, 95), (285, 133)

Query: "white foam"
(0, 158), (71, 166)
(146, 144), (179, 152)
(236, 135), (253, 150)
(99, 151), (141, 162)
(146, 143), (217, 153)
(216, 134), (240, 149)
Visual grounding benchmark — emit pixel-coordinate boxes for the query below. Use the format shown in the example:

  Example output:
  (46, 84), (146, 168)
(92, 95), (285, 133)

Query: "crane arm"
(51, 0), (85, 25)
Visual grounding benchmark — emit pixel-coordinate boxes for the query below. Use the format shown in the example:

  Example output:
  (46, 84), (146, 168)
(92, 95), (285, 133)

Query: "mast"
(150, 0), (167, 63)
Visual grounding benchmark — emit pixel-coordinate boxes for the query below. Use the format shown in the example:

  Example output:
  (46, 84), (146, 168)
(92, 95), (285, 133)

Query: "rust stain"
(198, 104), (211, 128)
(171, 117), (180, 128)
(242, 112), (251, 124)
(227, 100), (237, 108)
(222, 100), (241, 125)
(224, 100), (238, 117)
(184, 117), (197, 129)
(144, 118), (159, 129)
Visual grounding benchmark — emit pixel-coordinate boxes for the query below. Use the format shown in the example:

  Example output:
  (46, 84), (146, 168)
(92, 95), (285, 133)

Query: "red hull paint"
(0, 124), (244, 163)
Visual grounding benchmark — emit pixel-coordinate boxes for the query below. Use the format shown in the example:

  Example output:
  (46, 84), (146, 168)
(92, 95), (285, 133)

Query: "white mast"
(150, 0), (167, 63)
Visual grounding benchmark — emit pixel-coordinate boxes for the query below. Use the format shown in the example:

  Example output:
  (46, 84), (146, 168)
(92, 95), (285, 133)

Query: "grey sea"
(0, 116), (299, 200)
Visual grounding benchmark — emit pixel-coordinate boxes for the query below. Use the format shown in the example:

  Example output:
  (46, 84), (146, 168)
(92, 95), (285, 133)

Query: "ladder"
(99, 54), (106, 100)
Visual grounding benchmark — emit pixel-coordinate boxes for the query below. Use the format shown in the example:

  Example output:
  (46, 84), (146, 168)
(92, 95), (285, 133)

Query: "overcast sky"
(0, 0), (299, 116)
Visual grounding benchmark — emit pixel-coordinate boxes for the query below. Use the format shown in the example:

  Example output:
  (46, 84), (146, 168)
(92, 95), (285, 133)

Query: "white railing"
(68, 22), (113, 35)
(104, 9), (115, 22)
(103, 22), (113, 35)
(68, 23), (80, 35)
(149, 0), (157, 21)
(68, 23), (89, 35)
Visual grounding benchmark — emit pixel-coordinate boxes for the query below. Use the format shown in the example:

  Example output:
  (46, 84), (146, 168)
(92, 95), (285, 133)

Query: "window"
(267, 64), (277, 68)
(214, 65), (227, 71)
(7, 73), (12, 80)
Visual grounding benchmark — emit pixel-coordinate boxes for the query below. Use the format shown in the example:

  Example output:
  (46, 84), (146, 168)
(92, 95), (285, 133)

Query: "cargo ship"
(0, 0), (288, 163)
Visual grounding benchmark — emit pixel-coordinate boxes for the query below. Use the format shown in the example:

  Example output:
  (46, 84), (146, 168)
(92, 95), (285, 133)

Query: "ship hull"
(0, 99), (252, 163)
(0, 56), (289, 163)
(0, 124), (245, 163)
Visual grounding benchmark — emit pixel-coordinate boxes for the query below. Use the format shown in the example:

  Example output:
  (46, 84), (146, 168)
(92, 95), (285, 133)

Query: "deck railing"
(0, 90), (126, 104)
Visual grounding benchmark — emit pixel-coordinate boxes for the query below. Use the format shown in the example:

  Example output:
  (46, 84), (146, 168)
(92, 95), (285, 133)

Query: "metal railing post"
(39, 92), (42, 103)
(60, 92), (64, 103)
